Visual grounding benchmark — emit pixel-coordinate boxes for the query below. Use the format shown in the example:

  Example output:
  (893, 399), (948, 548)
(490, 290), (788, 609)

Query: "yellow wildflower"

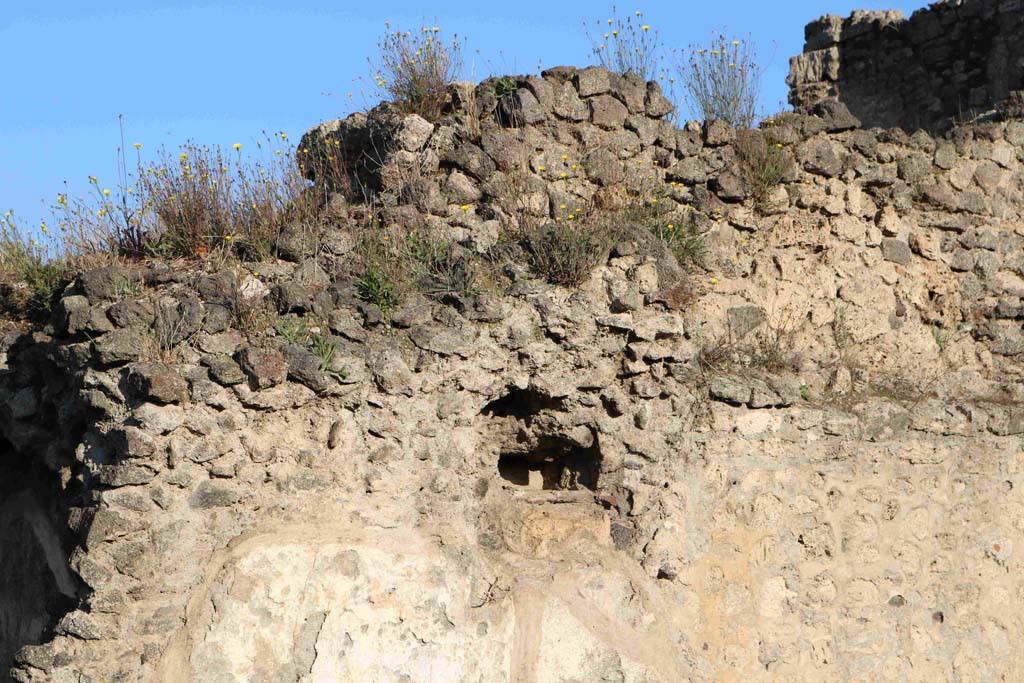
(710, 277), (719, 285)
(460, 204), (471, 212)
(233, 143), (242, 151)
(103, 189), (111, 196)
(642, 25), (650, 31)
(133, 142), (142, 149)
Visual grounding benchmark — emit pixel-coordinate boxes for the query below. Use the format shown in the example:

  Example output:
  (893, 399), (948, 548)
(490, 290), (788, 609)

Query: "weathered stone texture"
(789, 0), (1024, 133)
(4, 57), (1024, 683)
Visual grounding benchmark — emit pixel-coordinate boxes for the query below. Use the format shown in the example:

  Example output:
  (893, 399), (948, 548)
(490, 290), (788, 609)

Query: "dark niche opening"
(497, 440), (600, 491)
(0, 435), (83, 680)
(481, 388), (565, 421)
(483, 388), (601, 492)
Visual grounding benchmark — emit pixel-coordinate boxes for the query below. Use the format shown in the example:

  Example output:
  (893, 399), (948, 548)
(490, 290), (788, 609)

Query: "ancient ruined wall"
(2, 63), (1024, 682)
(788, 0), (1024, 133)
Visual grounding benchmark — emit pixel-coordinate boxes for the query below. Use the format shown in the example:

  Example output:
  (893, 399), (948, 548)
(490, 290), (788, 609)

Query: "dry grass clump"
(525, 219), (617, 287)
(695, 313), (802, 376)
(733, 127), (794, 209)
(297, 137), (352, 199)
(587, 7), (671, 83)
(619, 195), (706, 271)
(683, 33), (760, 129)
(608, 163), (707, 271)
(2, 129), (321, 319)
(0, 212), (69, 313)
(140, 135), (313, 260)
(354, 233), (401, 315)
(47, 132), (313, 263)
(371, 24), (464, 122)
(348, 221), (489, 316)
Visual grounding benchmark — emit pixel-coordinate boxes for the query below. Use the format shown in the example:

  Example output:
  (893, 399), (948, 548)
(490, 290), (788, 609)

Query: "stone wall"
(788, 0), (1024, 133)
(2, 64), (1024, 681)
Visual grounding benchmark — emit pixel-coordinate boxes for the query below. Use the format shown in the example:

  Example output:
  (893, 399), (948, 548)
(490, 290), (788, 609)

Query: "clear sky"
(2, 0), (924, 231)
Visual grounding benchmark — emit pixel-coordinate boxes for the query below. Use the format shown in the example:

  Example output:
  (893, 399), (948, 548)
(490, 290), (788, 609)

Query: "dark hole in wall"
(484, 389), (600, 492)
(481, 388), (566, 421)
(497, 439), (601, 491)
(0, 435), (83, 681)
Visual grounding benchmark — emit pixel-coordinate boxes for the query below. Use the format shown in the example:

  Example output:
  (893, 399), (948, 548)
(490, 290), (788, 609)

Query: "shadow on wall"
(0, 436), (82, 681)
(482, 388), (602, 493)
(790, 3), (1024, 133)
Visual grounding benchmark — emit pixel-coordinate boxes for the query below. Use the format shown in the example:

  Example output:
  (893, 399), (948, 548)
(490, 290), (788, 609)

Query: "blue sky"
(2, 0), (924, 231)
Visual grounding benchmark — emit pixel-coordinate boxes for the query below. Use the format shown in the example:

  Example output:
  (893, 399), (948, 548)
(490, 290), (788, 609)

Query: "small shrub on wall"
(371, 24), (464, 122)
(683, 33), (761, 129)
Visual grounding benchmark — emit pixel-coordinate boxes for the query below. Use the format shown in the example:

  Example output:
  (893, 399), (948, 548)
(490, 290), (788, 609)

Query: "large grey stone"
(574, 66), (612, 97)
(236, 345), (288, 390)
(798, 137), (843, 176)
(125, 362), (190, 404)
(590, 95), (629, 130)
(409, 325), (477, 357)
(394, 114), (434, 152)
(94, 328), (149, 366)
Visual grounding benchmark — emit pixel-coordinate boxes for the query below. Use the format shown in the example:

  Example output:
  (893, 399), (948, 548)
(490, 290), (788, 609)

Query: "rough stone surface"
(789, 1), (1024, 133)
(93, 328), (149, 365)
(574, 66), (612, 97)
(236, 345), (288, 390)
(124, 363), (189, 405)
(394, 114), (435, 152)
(5, 52), (1024, 683)
(589, 95), (628, 130)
